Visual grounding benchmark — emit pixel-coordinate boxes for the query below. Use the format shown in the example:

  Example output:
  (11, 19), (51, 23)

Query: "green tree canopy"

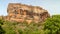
(44, 15), (60, 34)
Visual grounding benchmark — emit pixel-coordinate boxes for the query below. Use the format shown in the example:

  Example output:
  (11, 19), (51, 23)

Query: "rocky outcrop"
(6, 3), (50, 23)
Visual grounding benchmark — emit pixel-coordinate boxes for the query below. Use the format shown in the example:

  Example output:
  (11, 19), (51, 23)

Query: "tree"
(44, 15), (60, 34)
(0, 19), (5, 34)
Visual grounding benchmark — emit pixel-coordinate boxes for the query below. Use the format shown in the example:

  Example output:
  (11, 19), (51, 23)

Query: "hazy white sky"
(0, 0), (60, 16)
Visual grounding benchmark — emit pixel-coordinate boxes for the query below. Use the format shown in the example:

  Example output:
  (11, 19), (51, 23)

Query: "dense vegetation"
(0, 15), (60, 34)
(44, 15), (60, 34)
(0, 19), (5, 34)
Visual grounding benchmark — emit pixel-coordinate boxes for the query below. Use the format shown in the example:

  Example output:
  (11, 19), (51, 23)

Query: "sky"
(0, 0), (60, 16)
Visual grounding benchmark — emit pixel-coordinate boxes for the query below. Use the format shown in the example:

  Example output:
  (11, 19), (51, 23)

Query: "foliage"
(1, 20), (43, 34)
(0, 19), (5, 34)
(44, 15), (60, 34)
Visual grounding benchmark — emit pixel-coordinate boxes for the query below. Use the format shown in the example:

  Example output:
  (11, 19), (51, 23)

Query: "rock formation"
(6, 3), (50, 23)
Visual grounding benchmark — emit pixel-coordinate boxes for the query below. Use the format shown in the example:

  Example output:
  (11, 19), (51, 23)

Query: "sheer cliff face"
(7, 3), (50, 23)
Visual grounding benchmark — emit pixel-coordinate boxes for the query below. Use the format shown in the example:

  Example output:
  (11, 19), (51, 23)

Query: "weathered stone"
(6, 3), (50, 23)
